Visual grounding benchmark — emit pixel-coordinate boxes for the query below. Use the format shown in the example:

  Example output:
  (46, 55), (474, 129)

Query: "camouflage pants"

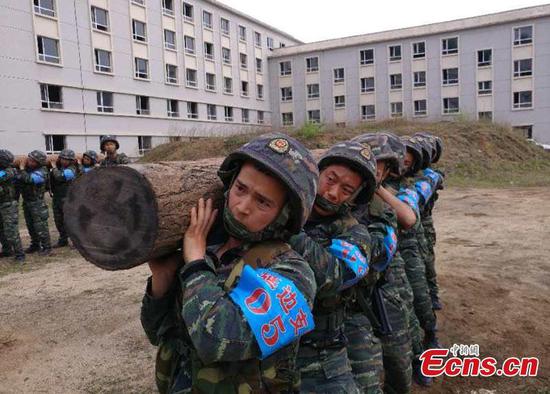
(23, 199), (51, 249)
(297, 342), (360, 393)
(0, 201), (24, 257)
(52, 196), (68, 243)
(421, 215), (439, 298)
(343, 312), (383, 393)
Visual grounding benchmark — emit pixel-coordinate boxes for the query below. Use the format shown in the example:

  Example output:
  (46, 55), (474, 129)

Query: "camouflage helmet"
(83, 150), (98, 164)
(415, 132), (438, 161)
(0, 149), (15, 168)
(413, 136), (433, 169)
(218, 133), (319, 234)
(401, 136), (424, 175)
(379, 132), (407, 176)
(351, 132), (403, 175)
(100, 135), (119, 151)
(58, 149), (76, 161)
(318, 141), (377, 205)
(432, 136), (443, 163)
(28, 150), (48, 166)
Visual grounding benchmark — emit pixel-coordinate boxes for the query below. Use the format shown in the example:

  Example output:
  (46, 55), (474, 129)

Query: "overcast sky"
(222, 0), (549, 43)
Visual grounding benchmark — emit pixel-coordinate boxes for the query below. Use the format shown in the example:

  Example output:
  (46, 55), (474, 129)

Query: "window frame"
(413, 71), (426, 88)
(280, 61), (292, 76)
(388, 45), (402, 62)
(513, 25), (533, 46)
(240, 53), (248, 70)
(360, 48), (374, 65)
(220, 18), (230, 35)
(207, 104), (217, 121)
(513, 90), (533, 109)
(96, 91), (113, 113)
(182, 2), (194, 22)
(281, 112), (294, 126)
(478, 80), (492, 96)
(360, 77), (375, 93)
(238, 25), (247, 42)
(204, 41), (214, 60)
(513, 58), (533, 78)
(257, 84), (264, 100)
(94, 48), (112, 73)
(224, 106), (234, 122)
(306, 56), (319, 73)
(442, 68), (459, 86)
(223, 77), (233, 94)
(44, 134), (66, 154)
(165, 63), (178, 84)
(184, 35), (195, 54)
(307, 83), (320, 99)
(134, 57), (149, 79)
(205, 72), (216, 91)
(162, 0), (174, 16)
(477, 49), (492, 67)
(135, 95), (150, 115)
(333, 68), (345, 84)
(91, 6), (109, 32)
(413, 99), (427, 117)
(138, 136), (153, 155)
(390, 73), (403, 90)
(167, 99), (179, 117)
(222, 47), (231, 64)
(281, 86), (293, 102)
(132, 19), (147, 42)
(307, 109), (321, 124)
(442, 97), (460, 114)
(361, 104), (375, 121)
(187, 101), (199, 119)
(390, 102), (403, 118)
(164, 29), (176, 50)
(334, 95), (346, 109)
(37, 35), (60, 64)
(34, 0), (56, 18)
(185, 68), (198, 88)
(202, 10), (213, 29)
(441, 37), (459, 55)
(40, 83), (63, 109)
(412, 41), (426, 59)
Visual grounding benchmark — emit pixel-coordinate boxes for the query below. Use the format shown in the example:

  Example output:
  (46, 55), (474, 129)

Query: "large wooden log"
(15, 153), (105, 169)
(64, 159), (225, 270)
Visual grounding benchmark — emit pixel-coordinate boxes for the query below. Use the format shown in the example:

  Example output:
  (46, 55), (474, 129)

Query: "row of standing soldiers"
(139, 130), (444, 393)
(0, 135), (128, 262)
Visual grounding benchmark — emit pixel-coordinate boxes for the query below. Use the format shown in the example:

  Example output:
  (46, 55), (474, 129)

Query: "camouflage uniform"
(141, 133), (319, 393)
(50, 150), (79, 246)
(99, 135), (129, 167)
(289, 141), (376, 393)
(0, 150), (25, 261)
(19, 151), (51, 252)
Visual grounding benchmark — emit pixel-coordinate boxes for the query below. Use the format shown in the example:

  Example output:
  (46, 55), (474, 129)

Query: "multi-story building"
(0, 0), (300, 155)
(269, 5), (550, 145)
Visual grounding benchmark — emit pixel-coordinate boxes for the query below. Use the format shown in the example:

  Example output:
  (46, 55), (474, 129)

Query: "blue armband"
(30, 171), (45, 185)
(423, 168), (442, 187)
(63, 168), (75, 180)
(0, 170), (6, 179)
(329, 239), (369, 289)
(82, 167), (92, 174)
(396, 188), (420, 212)
(415, 180), (433, 204)
(229, 265), (314, 359)
(383, 226), (398, 266)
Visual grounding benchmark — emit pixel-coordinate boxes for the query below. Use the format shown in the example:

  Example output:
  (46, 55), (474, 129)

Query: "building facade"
(0, 0), (299, 156)
(268, 5), (550, 145)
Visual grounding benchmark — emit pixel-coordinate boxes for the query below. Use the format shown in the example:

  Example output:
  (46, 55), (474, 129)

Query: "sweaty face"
(375, 160), (390, 183)
(227, 162), (287, 233)
(104, 141), (117, 153)
(314, 164), (362, 216)
(82, 156), (92, 166)
(404, 152), (414, 172)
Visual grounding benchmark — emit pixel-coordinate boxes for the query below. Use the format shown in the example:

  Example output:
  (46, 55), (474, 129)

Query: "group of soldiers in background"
(0, 135), (128, 262)
(140, 130), (444, 393)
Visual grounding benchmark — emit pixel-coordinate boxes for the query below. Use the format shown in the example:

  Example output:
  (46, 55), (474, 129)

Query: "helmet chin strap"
(314, 183), (364, 216)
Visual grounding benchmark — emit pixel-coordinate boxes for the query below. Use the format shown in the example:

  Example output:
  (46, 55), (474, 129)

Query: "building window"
(94, 49), (112, 73)
(478, 49), (492, 67)
(334, 95), (346, 108)
(390, 74), (402, 90)
(40, 84), (63, 109)
(414, 100), (427, 116)
(513, 91), (533, 109)
(478, 80), (492, 95)
(132, 19), (147, 42)
(204, 42), (214, 60)
(307, 110), (321, 123)
(412, 42), (425, 58)
(442, 68), (459, 85)
(360, 49), (374, 65)
(513, 59), (533, 77)
(138, 136), (152, 155)
(185, 68), (197, 88)
(257, 84), (264, 99)
(306, 56), (319, 72)
(390, 102), (403, 117)
(205, 73), (216, 91)
(183, 2), (193, 21)
(165, 63), (178, 84)
(163, 29), (176, 50)
(281, 87), (293, 102)
(96, 91), (113, 113)
(282, 112), (293, 126)
(307, 83), (320, 99)
(280, 61), (292, 76)
(240, 53), (248, 69)
(202, 11), (212, 29)
(361, 77), (375, 93)
(132, 0), (145, 6)
(333, 68), (345, 84)
(255, 31), (262, 47)
(443, 97), (460, 114)
(514, 26), (533, 46)
(167, 99), (179, 117)
(225, 106), (234, 121)
(222, 47), (231, 64)
(479, 111), (493, 121)
(257, 111), (264, 124)
(91, 6), (109, 31)
(389, 45), (401, 61)
(513, 125), (533, 139)
(241, 81), (249, 97)
(239, 25), (247, 41)
(256, 58), (263, 73)
(242, 109), (250, 123)
(34, 0), (56, 17)
(221, 18), (230, 35)
(187, 102), (198, 119)
(134, 57), (149, 79)
(184, 36), (195, 54)
(45, 135), (65, 154)
(136, 95), (150, 115)
(414, 71), (426, 87)
(37, 36), (60, 64)
(442, 37), (459, 55)
(361, 105), (375, 121)
(162, 0), (174, 16)
(207, 104), (217, 120)
(267, 37), (274, 50)
(224, 77), (233, 94)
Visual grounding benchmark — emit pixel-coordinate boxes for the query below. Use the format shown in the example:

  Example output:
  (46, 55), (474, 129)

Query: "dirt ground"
(0, 187), (549, 393)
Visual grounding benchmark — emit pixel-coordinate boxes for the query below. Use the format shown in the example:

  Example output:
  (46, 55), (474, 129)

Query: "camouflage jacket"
(289, 211), (371, 342)
(18, 166), (49, 201)
(50, 164), (79, 199)
(420, 167), (445, 217)
(141, 231), (317, 393)
(0, 167), (18, 203)
(100, 153), (129, 167)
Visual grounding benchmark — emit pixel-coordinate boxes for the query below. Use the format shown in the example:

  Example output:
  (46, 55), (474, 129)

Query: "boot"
(53, 239), (69, 249)
(25, 244), (41, 254)
(424, 329), (441, 350)
(431, 294), (443, 310)
(412, 358), (433, 386)
(38, 247), (52, 256)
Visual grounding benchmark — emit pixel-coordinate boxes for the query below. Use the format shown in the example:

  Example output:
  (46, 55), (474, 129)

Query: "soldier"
(19, 150), (52, 255)
(99, 135), (129, 167)
(141, 133), (319, 393)
(80, 150), (98, 174)
(50, 149), (78, 248)
(289, 141), (377, 393)
(0, 150), (25, 262)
